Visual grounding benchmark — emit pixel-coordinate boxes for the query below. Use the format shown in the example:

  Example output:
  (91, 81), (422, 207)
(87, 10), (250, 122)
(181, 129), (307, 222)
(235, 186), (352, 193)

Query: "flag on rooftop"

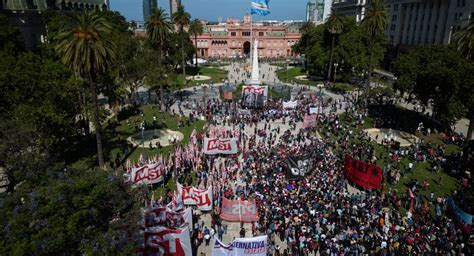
(251, 0), (270, 16)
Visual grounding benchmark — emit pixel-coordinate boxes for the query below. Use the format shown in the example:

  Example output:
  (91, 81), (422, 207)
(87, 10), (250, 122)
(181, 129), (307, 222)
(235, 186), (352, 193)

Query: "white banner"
(144, 207), (192, 228)
(130, 163), (163, 185)
(177, 183), (213, 211)
(212, 236), (268, 256)
(203, 138), (238, 155)
(237, 108), (252, 116)
(144, 226), (192, 256)
(282, 100), (298, 109)
(309, 106), (323, 114)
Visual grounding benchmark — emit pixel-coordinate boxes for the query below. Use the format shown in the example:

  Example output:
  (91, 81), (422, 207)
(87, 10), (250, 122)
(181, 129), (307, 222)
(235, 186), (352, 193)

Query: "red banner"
(130, 163), (163, 185)
(144, 207), (192, 228)
(143, 226), (192, 256)
(302, 114), (317, 129)
(344, 155), (382, 190)
(203, 138), (238, 155)
(176, 183), (213, 211)
(220, 198), (258, 222)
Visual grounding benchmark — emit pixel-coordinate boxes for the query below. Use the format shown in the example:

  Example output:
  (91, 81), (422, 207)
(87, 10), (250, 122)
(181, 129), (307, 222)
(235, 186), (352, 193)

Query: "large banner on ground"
(220, 198), (258, 222)
(212, 236), (268, 256)
(130, 163), (163, 185)
(203, 138), (238, 155)
(282, 100), (298, 109)
(144, 207), (192, 228)
(143, 226), (192, 256)
(302, 114), (317, 129)
(286, 155), (312, 180)
(344, 155), (382, 190)
(177, 183), (213, 211)
(241, 86), (268, 108)
(447, 198), (472, 233)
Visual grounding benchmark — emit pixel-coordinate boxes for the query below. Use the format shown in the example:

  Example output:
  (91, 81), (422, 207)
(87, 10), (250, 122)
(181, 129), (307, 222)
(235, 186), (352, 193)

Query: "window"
(242, 31), (250, 36)
(392, 15), (397, 21)
(259, 32), (264, 36)
(231, 32), (236, 36)
(393, 4), (398, 11)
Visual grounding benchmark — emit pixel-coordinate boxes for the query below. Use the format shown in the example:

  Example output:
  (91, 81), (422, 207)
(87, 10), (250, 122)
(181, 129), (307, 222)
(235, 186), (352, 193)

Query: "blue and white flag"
(251, 0), (270, 16)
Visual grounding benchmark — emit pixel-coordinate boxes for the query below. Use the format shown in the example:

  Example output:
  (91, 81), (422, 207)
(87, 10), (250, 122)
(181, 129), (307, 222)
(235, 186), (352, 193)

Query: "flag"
(144, 226), (192, 255)
(251, 0), (270, 16)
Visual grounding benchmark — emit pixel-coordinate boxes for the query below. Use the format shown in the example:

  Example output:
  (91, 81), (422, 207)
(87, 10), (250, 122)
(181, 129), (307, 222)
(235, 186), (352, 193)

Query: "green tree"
(146, 7), (173, 110)
(325, 10), (344, 82)
(393, 45), (467, 126)
(172, 4), (191, 78)
(188, 19), (204, 69)
(454, 19), (474, 61)
(334, 17), (369, 77)
(361, 0), (388, 100)
(0, 167), (140, 255)
(0, 14), (24, 53)
(130, 20), (138, 33)
(55, 11), (117, 169)
(454, 19), (474, 139)
(293, 24), (328, 77)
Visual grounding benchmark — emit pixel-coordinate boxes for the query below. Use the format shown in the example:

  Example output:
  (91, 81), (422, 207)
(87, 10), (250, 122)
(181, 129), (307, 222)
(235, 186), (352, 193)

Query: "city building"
(190, 15), (301, 59)
(386, 0), (474, 46)
(1, 0), (108, 50)
(332, 0), (369, 22)
(169, 0), (180, 17)
(306, 0), (333, 24)
(143, 0), (157, 22)
(332, 0), (473, 46)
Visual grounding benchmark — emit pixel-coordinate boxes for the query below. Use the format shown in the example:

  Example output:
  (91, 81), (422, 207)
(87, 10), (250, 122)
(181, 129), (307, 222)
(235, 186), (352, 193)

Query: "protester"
(137, 84), (471, 255)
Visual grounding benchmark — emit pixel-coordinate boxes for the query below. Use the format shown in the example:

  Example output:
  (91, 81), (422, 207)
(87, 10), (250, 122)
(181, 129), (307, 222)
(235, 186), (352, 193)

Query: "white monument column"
(249, 39), (261, 86)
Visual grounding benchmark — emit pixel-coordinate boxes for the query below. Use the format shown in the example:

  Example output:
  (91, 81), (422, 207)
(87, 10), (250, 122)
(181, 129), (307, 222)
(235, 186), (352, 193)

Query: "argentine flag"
(251, 0), (270, 16)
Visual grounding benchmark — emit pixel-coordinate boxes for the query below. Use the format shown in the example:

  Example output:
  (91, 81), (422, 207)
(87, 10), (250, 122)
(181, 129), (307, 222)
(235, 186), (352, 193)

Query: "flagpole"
(250, 13), (253, 67)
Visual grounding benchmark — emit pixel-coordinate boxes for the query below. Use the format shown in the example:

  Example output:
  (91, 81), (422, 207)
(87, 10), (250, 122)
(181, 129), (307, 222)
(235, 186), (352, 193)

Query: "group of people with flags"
(128, 79), (472, 255)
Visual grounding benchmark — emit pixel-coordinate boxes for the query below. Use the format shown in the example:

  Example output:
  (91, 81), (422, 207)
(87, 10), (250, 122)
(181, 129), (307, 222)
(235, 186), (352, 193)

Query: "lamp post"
(286, 59), (290, 83)
(141, 122), (145, 148)
(333, 62), (339, 88)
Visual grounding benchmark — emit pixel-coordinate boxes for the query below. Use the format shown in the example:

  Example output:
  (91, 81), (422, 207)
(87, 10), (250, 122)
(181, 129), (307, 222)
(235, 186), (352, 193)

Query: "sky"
(110, 0), (307, 22)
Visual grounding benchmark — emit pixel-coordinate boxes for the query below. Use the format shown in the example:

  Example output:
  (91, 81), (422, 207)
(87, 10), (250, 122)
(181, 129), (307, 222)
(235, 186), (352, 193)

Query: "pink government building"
(192, 15), (302, 59)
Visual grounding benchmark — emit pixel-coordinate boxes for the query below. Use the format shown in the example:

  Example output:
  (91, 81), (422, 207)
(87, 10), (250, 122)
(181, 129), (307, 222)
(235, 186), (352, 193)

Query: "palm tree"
(361, 0), (388, 102)
(326, 11), (344, 83)
(56, 11), (116, 169)
(299, 21), (314, 72)
(146, 7), (173, 111)
(172, 4), (191, 78)
(455, 19), (474, 60)
(188, 19), (204, 69)
(454, 20), (474, 139)
(130, 20), (137, 33)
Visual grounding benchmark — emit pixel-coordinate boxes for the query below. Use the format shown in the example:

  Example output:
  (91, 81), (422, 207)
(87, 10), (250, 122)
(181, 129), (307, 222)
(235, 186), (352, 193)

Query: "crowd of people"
(147, 84), (472, 255)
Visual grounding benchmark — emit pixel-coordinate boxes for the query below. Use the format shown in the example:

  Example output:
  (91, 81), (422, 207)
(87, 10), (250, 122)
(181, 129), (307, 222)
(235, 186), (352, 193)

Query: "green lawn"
(71, 104), (206, 170)
(276, 67), (355, 92)
(177, 66), (228, 87)
(329, 112), (460, 200)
